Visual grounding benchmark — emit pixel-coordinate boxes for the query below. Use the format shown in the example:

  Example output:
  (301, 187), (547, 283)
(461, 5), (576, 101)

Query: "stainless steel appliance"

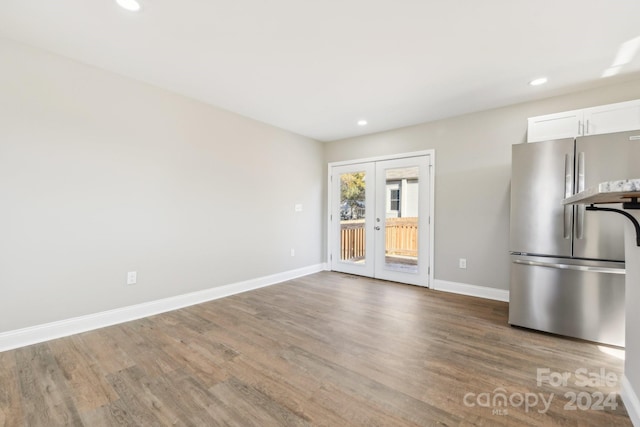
(509, 130), (640, 347)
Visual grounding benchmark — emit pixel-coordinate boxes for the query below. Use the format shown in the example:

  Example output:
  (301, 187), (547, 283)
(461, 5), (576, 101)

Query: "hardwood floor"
(0, 271), (632, 426)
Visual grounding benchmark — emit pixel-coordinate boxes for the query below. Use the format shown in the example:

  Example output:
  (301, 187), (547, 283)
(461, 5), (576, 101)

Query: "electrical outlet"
(290, 248), (295, 257)
(294, 204), (303, 212)
(127, 271), (137, 285)
(459, 258), (467, 269)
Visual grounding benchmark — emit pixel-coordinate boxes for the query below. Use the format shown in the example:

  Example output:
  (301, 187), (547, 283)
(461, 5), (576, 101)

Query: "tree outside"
(340, 172), (365, 219)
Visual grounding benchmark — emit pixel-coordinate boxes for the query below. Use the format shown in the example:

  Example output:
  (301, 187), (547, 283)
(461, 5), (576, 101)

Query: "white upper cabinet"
(527, 109), (582, 143)
(527, 99), (640, 142)
(584, 100), (640, 136)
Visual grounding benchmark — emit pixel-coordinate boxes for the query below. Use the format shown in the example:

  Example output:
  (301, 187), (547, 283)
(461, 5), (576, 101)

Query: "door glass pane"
(340, 171), (366, 263)
(384, 167), (419, 273)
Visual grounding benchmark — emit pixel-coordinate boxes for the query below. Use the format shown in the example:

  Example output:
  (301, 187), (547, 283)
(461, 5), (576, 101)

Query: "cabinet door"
(583, 99), (640, 136)
(527, 110), (583, 142)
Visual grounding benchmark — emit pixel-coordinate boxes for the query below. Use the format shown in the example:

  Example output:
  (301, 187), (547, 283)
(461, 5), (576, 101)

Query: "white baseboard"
(622, 375), (640, 427)
(432, 279), (509, 302)
(0, 263), (325, 353)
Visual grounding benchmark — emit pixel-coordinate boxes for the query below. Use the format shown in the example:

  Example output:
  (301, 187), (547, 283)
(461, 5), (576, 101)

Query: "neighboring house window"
(390, 189), (400, 211)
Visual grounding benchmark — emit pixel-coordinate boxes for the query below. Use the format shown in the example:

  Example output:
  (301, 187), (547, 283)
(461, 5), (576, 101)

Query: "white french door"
(330, 162), (376, 277)
(329, 154), (432, 287)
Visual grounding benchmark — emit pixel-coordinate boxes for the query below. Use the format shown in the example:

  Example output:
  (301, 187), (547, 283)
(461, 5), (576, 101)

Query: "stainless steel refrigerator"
(509, 130), (640, 347)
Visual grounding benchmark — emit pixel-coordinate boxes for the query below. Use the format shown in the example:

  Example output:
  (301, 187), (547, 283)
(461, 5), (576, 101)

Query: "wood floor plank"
(209, 376), (311, 427)
(105, 365), (177, 426)
(77, 399), (136, 427)
(222, 354), (351, 426)
(47, 336), (118, 413)
(14, 344), (83, 427)
(0, 350), (24, 427)
(280, 344), (462, 426)
(150, 368), (229, 426)
(98, 321), (179, 380)
(0, 271), (632, 426)
(140, 322), (230, 388)
(73, 329), (135, 375)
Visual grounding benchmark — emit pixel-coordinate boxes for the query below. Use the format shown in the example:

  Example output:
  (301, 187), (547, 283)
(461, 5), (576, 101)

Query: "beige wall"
(0, 38), (324, 332)
(324, 77), (640, 290)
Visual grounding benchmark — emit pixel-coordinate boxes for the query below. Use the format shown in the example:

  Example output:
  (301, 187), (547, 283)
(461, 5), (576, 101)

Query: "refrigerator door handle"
(576, 152), (586, 239)
(513, 259), (625, 274)
(563, 154), (573, 239)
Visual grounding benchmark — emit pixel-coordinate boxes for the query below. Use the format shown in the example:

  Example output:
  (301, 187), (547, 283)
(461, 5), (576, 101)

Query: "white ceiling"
(1, 1), (640, 141)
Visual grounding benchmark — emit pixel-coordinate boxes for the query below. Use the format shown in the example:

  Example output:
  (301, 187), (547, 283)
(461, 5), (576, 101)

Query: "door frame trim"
(327, 150), (435, 287)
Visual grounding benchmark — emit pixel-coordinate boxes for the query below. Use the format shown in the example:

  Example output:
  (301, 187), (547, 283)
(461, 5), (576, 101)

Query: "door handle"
(375, 226), (381, 230)
(577, 152), (585, 193)
(513, 259), (625, 274)
(563, 154), (572, 239)
(576, 152), (585, 239)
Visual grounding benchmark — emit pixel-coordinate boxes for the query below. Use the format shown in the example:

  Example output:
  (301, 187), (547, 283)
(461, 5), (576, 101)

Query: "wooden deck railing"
(385, 217), (418, 257)
(340, 220), (366, 261)
(340, 217), (418, 261)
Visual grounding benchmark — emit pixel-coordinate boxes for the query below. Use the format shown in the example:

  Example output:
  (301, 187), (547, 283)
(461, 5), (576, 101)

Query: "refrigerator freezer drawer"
(509, 256), (625, 347)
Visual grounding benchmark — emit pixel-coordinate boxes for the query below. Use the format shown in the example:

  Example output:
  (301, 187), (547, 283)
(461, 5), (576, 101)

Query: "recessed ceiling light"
(116, 0), (141, 12)
(529, 77), (548, 86)
(357, 120), (368, 126)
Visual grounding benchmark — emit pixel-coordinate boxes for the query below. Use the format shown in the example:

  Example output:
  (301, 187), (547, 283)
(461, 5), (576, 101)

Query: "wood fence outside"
(385, 217), (418, 257)
(340, 217), (418, 261)
(340, 220), (366, 261)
